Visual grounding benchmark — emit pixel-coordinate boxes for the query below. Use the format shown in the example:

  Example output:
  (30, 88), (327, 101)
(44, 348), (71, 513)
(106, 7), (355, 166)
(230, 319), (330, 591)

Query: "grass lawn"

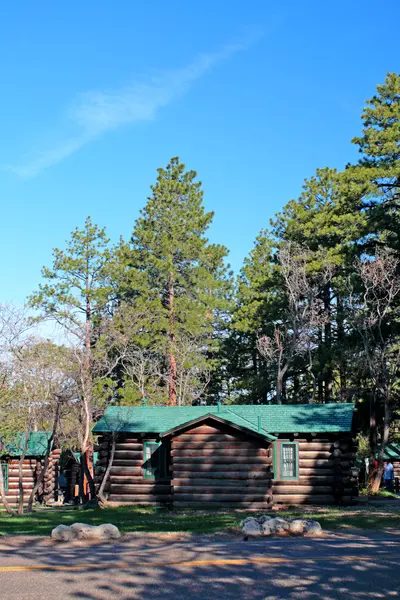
(1, 505), (400, 536)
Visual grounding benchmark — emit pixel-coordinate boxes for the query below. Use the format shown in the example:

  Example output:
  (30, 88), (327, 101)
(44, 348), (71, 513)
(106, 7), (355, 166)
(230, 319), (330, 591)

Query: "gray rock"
(243, 519), (263, 537)
(289, 519), (307, 534)
(260, 520), (273, 536)
(269, 517), (290, 534)
(305, 520), (323, 536)
(51, 525), (74, 542)
(96, 523), (121, 539)
(70, 523), (94, 539)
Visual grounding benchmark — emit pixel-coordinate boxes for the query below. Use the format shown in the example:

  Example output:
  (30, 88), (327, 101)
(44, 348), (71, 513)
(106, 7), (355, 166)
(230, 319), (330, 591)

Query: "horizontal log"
(173, 468), (272, 479)
(108, 495), (172, 503)
(173, 434), (244, 443)
(273, 494), (335, 504)
(109, 460), (144, 467)
(114, 444), (143, 452)
(273, 485), (333, 494)
(172, 478), (271, 488)
(173, 461), (271, 470)
(171, 442), (268, 451)
(6, 484), (34, 491)
(110, 467), (142, 475)
(298, 459), (337, 468)
(111, 485), (171, 494)
(173, 486), (273, 495)
(173, 501), (271, 509)
(171, 449), (269, 458)
(172, 457), (272, 466)
(299, 468), (333, 476)
(117, 438), (141, 443)
(114, 451), (143, 459)
(298, 451), (333, 459)
(298, 443), (333, 451)
(174, 493), (272, 502)
(110, 476), (168, 484)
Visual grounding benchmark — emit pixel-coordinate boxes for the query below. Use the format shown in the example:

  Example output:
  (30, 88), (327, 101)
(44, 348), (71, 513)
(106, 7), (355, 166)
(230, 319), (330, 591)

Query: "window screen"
(280, 443), (298, 479)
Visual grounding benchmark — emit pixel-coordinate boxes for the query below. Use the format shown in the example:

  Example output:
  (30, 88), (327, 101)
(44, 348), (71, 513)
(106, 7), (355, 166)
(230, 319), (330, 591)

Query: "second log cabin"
(93, 403), (357, 508)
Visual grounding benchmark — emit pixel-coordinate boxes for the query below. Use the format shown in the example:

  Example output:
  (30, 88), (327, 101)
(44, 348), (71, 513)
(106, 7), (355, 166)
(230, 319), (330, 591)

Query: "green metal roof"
(1, 432), (52, 457)
(382, 443), (400, 461)
(93, 403), (355, 436)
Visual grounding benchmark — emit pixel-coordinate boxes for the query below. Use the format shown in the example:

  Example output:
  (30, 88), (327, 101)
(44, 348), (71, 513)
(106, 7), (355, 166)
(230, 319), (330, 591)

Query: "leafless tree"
(257, 243), (330, 403)
(175, 336), (211, 406)
(349, 248), (400, 492)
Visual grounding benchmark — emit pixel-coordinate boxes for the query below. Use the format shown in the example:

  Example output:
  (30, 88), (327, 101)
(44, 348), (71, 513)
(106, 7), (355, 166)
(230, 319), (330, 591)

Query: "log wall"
(95, 435), (172, 505)
(3, 448), (60, 506)
(272, 435), (357, 505)
(171, 422), (273, 509)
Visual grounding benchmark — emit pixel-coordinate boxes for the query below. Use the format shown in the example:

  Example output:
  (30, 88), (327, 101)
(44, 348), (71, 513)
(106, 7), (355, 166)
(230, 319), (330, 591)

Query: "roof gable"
(93, 403), (355, 435)
(159, 413), (276, 441)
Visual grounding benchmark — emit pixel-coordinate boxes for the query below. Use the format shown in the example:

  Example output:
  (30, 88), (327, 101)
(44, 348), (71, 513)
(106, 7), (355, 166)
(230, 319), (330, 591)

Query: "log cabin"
(382, 443), (400, 481)
(0, 432), (61, 507)
(93, 403), (358, 508)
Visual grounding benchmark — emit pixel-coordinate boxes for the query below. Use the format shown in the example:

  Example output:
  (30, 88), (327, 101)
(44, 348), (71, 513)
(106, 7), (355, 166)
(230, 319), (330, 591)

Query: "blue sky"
(1, 0), (400, 304)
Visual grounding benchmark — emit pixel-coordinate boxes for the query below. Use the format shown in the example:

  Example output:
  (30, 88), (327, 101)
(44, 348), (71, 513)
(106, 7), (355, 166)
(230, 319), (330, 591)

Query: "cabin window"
(143, 441), (167, 479)
(1, 462), (8, 491)
(280, 442), (299, 479)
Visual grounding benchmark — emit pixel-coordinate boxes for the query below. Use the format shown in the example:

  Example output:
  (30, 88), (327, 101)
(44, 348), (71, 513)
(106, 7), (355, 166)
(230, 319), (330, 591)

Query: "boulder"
(96, 523), (121, 540)
(243, 518), (263, 537)
(305, 520), (323, 536)
(269, 518), (290, 535)
(51, 525), (74, 542)
(260, 520), (273, 536)
(70, 522), (121, 540)
(70, 523), (95, 540)
(289, 519), (307, 534)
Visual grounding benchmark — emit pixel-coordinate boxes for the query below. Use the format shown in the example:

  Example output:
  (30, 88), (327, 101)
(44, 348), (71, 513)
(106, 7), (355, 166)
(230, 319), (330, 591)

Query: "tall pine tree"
(119, 157), (232, 405)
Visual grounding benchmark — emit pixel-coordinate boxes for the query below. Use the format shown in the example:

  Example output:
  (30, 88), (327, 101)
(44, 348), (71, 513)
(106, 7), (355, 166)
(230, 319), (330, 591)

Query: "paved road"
(0, 532), (399, 599)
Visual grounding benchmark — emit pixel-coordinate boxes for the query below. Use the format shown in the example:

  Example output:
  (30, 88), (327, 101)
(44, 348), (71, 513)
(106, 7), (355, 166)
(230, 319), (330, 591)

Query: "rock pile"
(51, 523), (121, 542)
(242, 515), (323, 538)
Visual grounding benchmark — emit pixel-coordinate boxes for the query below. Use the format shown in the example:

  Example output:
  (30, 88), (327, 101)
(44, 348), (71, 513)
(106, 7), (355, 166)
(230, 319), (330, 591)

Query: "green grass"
(279, 507), (400, 530)
(0, 506), (244, 536)
(1, 505), (400, 536)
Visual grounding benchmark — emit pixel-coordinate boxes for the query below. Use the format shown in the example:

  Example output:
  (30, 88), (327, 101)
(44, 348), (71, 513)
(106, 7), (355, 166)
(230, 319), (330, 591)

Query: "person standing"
(383, 461), (395, 492)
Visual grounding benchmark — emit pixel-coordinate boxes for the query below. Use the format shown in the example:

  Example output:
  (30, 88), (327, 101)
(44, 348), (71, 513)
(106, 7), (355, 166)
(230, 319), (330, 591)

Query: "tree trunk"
(82, 451), (96, 501)
(27, 403), (60, 513)
(372, 387), (390, 493)
(97, 434), (116, 503)
(323, 285), (333, 403)
(0, 462), (15, 515)
(369, 390), (377, 484)
(168, 271), (177, 406)
(337, 294), (347, 402)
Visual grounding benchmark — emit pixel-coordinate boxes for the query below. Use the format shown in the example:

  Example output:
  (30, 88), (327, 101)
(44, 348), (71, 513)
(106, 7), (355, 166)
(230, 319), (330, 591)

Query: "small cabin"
(0, 432), (61, 507)
(93, 403), (357, 508)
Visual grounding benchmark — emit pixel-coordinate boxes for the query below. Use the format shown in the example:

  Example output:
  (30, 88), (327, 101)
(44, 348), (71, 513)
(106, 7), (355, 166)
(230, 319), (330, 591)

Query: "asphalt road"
(0, 532), (399, 600)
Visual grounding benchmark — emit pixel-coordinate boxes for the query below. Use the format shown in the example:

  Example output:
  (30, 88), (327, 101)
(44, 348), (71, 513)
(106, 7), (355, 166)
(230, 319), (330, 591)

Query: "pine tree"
(29, 217), (114, 498)
(119, 157), (232, 405)
(350, 72), (400, 254)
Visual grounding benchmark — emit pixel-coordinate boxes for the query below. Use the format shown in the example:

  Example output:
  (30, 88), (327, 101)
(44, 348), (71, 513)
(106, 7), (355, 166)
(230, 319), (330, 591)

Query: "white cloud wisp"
(4, 39), (254, 178)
